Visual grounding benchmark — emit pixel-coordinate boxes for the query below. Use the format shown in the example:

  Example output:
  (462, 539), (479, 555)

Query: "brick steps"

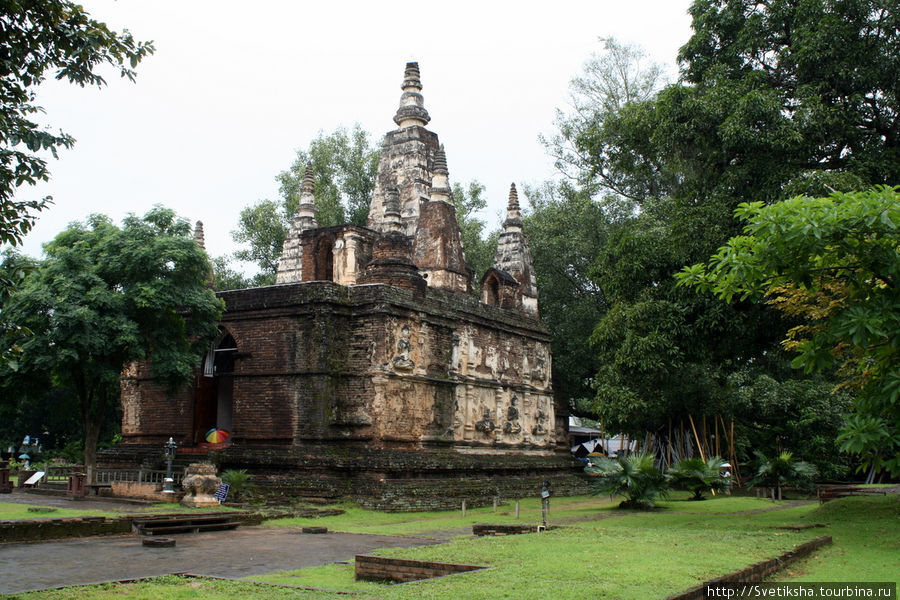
(132, 513), (241, 535)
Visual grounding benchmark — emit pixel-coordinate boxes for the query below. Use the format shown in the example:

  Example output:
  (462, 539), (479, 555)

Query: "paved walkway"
(1, 489), (158, 513)
(0, 527), (440, 594)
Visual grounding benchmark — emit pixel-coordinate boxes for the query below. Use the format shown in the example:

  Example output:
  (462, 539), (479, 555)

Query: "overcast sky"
(17, 0), (694, 273)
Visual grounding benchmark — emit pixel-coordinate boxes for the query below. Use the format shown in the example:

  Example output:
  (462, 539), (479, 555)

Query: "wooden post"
(493, 496), (498, 512)
(714, 416), (720, 458)
(515, 500), (520, 519)
(667, 419), (673, 467)
(461, 500), (466, 517)
(689, 415), (706, 461)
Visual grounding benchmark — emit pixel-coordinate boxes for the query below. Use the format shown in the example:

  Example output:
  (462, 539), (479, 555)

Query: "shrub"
(586, 453), (669, 509)
(748, 451), (818, 500)
(221, 469), (255, 502)
(667, 456), (730, 500)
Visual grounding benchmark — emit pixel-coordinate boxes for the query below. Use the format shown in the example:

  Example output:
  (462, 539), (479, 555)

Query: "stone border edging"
(0, 506), (343, 543)
(355, 555), (487, 583)
(666, 535), (833, 600)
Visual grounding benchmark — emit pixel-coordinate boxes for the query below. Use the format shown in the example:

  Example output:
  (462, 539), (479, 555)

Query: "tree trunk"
(83, 419), (101, 484)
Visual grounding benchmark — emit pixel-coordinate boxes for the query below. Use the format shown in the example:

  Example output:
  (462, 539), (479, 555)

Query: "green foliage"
(0, 248), (38, 370)
(540, 37), (666, 196)
(546, 1), (899, 456)
(748, 451), (818, 500)
(221, 468), (255, 502)
(522, 182), (618, 409)
(666, 456), (729, 500)
(586, 453), (669, 509)
(232, 125), (379, 280)
(677, 187), (900, 475)
(451, 179), (497, 288)
(1, 207), (223, 476)
(0, 0), (154, 247)
(726, 369), (853, 481)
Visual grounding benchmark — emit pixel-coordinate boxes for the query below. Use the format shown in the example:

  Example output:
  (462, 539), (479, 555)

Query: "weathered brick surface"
(355, 555), (485, 583)
(113, 64), (572, 510)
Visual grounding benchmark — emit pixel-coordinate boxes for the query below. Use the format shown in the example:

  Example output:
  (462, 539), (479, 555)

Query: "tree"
(748, 451), (818, 500)
(540, 38), (666, 196)
(725, 369), (853, 481)
(565, 1), (898, 447)
(451, 179), (497, 290)
(232, 125), (379, 282)
(586, 453), (669, 509)
(0, 0), (154, 246)
(3, 208), (223, 478)
(522, 182), (618, 412)
(667, 456), (730, 500)
(677, 187), (900, 476)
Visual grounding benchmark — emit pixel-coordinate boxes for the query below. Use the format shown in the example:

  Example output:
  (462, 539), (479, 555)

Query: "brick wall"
(355, 555), (486, 583)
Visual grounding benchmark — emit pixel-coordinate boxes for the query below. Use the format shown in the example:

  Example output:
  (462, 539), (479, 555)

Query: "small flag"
(214, 483), (230, 502)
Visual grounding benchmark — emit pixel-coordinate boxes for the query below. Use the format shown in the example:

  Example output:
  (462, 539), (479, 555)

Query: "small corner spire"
(383, 186), (403, 232)
(296, 162), (317, 222)
(301, 162), (315, 195)
(193, 220), (205, 249)
(393, 61), (431, 128)
(434, 144), (448, 175)
(429, 145), (451, 204)
(504, 183), (523, 229)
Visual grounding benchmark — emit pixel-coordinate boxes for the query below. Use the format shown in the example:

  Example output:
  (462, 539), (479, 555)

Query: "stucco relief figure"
(531, 345), (547, 383)
(393, 324), (414, 371)
(503, 395), (522, 435)
(532, 401), (549, 436)
(475, 407), (495, 434)
(451, 332), (460, 371)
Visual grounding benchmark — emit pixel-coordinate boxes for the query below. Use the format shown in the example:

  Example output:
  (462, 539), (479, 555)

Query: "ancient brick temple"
(109, 63), (586, 509)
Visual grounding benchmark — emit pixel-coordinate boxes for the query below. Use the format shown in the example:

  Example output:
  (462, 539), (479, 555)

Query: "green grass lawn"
(775, 495), (900, 583)
(13, 493), (894, 600)
(0, 502), (112, 521)
(0, 500), (247, 521)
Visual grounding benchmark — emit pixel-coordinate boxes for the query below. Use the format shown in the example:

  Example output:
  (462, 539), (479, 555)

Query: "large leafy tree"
(540, 38), (666, 195)
(677, 187), (900, 476)
(0, 0), (153, 370)
(3, 208), (223, 478)
(522, 182), (618, 412)
(572, 0), (899, 443)
(0, 0), (154, 246)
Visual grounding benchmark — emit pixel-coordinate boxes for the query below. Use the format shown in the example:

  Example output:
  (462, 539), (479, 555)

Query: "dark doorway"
(193, 332), (237, 445)
(314, 238), (334, 281)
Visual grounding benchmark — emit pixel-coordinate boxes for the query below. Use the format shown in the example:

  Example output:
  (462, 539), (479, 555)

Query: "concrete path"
(1, 489), (158, 513)
(0, 527), (440, 594)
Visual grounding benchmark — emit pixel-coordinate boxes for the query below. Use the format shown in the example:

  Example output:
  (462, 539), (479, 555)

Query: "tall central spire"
(393, 62), (431, 128)
(367, 62), (441, 235)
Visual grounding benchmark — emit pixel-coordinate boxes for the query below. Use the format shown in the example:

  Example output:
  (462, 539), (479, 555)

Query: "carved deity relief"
(392, 324), (414, 371)
(531, 344), (549, 385)
(531, 396), (550, 436)
(502, 394), (522, 436)
(475, 407), (496, 434)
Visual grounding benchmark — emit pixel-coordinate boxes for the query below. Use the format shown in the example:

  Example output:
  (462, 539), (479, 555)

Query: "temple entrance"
(193, 332), (237, 445)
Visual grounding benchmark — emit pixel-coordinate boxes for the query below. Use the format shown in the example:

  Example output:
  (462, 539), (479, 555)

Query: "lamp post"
(163, 437), (177, 494)
(541, 480), (551, 528)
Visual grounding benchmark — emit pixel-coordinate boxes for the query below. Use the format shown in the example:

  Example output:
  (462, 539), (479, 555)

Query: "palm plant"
(586, 453), (669, 509)
(748, 451), (817, 500)
(221, 469), (256, 503)
(667, 456), (730, 500)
